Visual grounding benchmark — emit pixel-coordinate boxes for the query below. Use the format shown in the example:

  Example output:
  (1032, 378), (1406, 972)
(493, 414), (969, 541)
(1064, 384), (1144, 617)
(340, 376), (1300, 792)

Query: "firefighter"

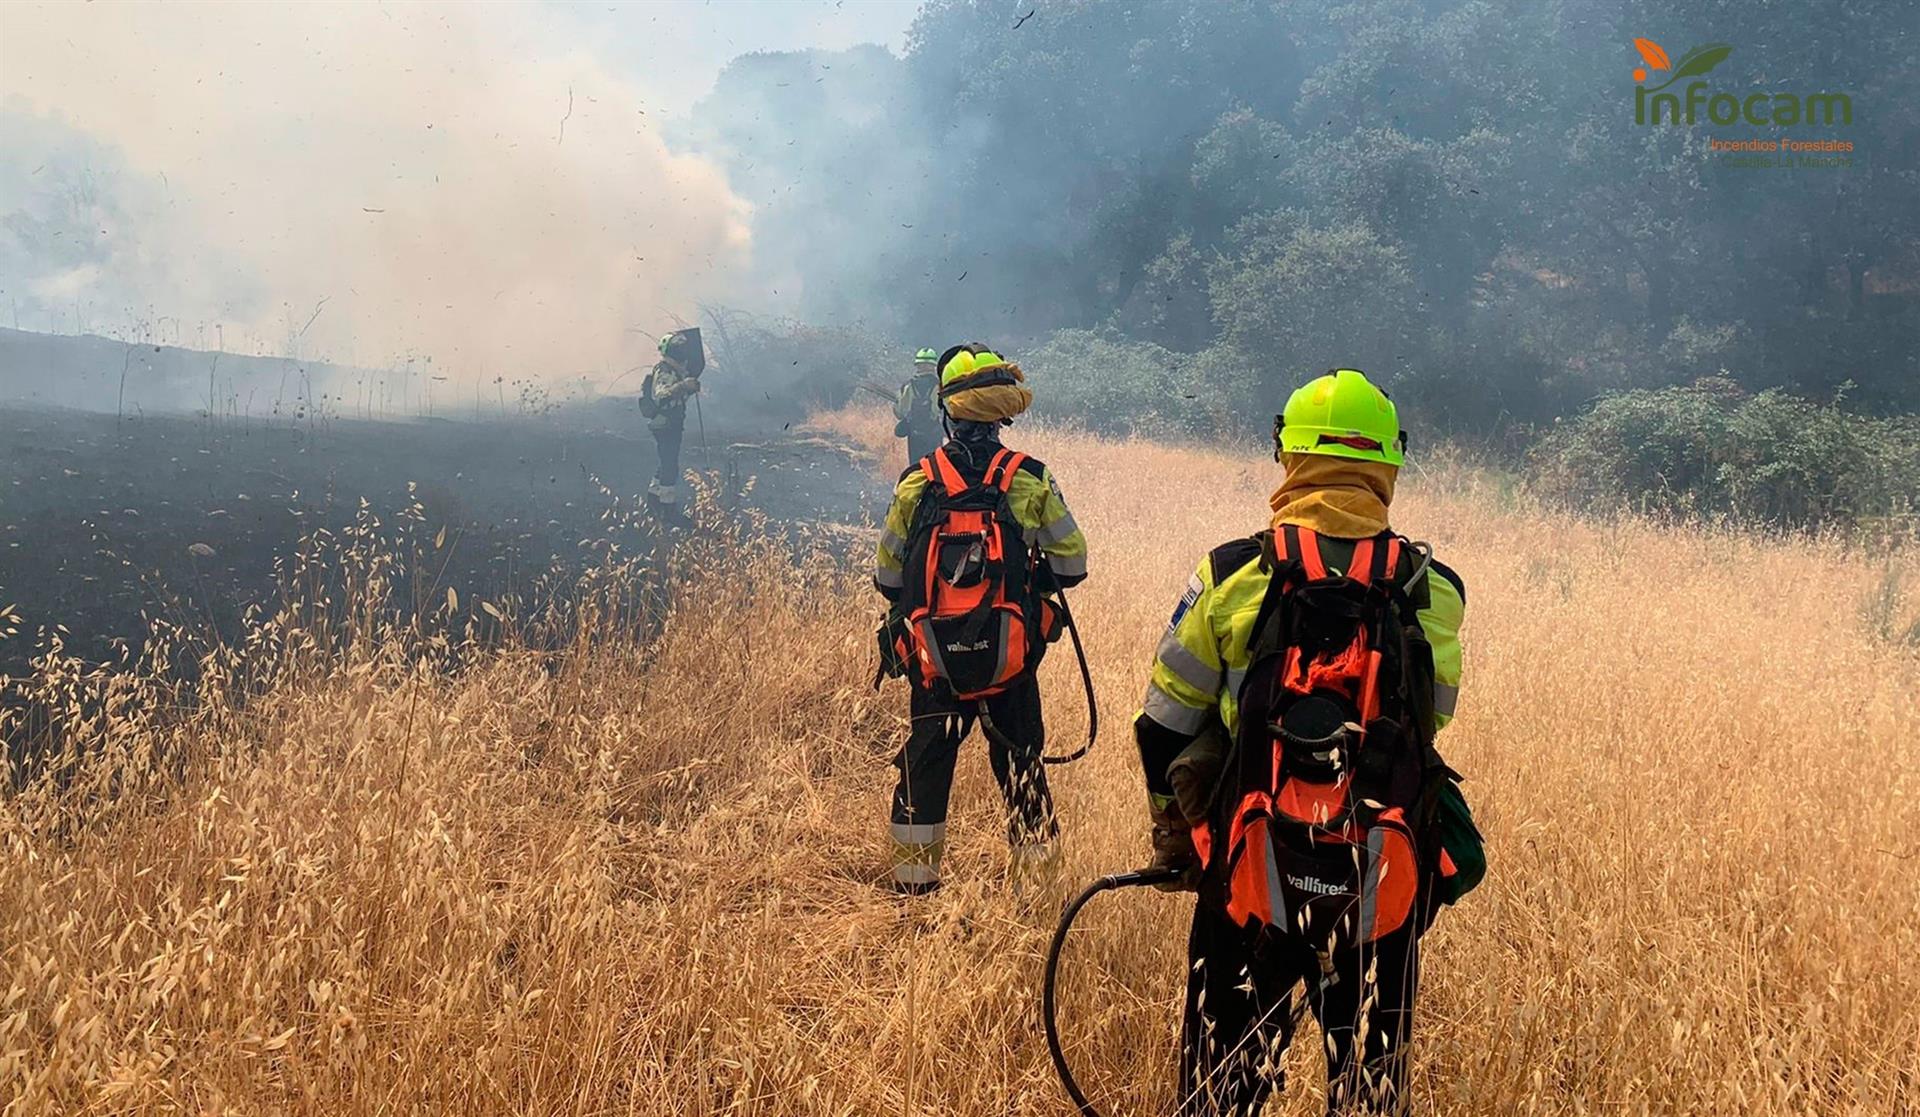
(641, 327), (704, 525)
(893, 347), (944, 464)
(874, 343), (1089, 894)
(1133, 369), (1477, 1115)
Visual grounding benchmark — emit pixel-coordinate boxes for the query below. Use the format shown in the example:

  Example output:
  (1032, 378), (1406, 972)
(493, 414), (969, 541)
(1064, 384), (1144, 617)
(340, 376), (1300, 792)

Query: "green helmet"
(914, 347), (939, 364)
(1274, 368), (1406, 466)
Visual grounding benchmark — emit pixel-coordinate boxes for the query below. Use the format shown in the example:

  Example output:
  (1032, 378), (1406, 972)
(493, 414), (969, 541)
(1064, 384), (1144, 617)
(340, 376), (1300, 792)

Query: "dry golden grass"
(4, 406), (1918, 1115)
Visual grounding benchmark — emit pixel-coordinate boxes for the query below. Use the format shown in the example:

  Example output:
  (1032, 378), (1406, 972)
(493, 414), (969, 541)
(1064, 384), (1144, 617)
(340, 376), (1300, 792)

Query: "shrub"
(1024, 329), (1193, 436)
(699, 309), (896, 424)
(1206, 216), (1415, 379)
(1535, 379), (1920, 530)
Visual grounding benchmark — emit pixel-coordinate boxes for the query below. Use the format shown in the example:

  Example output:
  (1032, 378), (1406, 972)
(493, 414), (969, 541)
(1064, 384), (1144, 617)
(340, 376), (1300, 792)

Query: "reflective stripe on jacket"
(1138, 535), (1464, 741)
(874, 446), (1087, 595)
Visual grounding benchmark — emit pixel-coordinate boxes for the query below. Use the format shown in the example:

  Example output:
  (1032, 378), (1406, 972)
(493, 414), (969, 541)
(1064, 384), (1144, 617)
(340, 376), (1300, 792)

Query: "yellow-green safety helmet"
(938, 344), (1008, 388)
(915, 347), (939, 364)
(1274, 368), (1407, 466)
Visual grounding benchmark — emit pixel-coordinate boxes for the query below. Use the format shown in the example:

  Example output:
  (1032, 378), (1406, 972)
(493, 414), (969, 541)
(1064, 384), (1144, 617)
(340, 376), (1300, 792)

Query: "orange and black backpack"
(1198, 524), (1470, 947)
(883, 446), (1062, 701)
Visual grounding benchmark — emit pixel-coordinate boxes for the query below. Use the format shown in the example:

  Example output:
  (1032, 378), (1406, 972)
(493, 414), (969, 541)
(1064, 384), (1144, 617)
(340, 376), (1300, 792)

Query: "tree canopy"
(679, 0), (1920, 439)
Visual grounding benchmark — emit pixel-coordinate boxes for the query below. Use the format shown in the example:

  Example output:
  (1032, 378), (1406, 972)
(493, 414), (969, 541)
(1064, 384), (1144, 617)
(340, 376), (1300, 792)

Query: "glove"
(1147, 794), (1201, 892)
(1168, 725), (1228, 827)
(894, 420), (910, 437)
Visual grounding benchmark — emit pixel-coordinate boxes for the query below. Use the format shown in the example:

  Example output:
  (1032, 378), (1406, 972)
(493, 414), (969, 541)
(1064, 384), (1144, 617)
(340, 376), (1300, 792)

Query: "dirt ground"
(0, 401), (885, 679)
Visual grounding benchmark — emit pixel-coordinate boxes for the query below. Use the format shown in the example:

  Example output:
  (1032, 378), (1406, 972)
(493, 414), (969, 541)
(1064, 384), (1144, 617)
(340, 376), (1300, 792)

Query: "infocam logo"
(1631, 38), (1853, 127)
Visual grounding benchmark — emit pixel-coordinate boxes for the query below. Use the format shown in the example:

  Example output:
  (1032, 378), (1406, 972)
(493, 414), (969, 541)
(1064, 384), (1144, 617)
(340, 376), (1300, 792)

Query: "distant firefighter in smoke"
(639, 327), (704, 525)
(892, 347), (944, 465)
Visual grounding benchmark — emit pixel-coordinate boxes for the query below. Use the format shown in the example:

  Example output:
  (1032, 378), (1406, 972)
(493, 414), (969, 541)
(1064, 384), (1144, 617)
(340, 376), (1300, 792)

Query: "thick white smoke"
(0, 1), (752, 382)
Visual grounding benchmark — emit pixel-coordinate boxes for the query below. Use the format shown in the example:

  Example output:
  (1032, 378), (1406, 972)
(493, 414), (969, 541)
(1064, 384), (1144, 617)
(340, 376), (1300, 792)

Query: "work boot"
(889, 823), (944, 896)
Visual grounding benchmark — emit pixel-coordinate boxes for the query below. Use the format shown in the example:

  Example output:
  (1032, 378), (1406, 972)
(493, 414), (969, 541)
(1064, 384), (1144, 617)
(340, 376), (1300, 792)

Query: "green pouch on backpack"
(1431, 778), (1486, 906)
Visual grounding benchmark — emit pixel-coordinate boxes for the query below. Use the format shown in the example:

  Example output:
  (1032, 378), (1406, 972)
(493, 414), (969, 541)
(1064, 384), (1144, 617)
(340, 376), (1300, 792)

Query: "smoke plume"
(0, 2), (752, 383)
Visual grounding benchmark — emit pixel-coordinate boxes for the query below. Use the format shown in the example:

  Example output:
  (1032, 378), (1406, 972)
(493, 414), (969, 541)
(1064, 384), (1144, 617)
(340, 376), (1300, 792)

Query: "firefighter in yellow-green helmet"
(1132, 369), (1482, 1115)
(893, 347), (944, 464)
(873, 343), (1089, 894)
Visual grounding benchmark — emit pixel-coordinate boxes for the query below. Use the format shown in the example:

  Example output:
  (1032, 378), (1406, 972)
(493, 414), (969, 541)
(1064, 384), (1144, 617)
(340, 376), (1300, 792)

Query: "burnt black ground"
(0, 400), (881, 680)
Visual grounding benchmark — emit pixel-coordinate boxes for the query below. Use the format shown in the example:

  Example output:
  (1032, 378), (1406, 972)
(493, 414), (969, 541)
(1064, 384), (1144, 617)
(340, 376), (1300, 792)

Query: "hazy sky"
(551, 0), (920, 114)
(0, 0), (920, 379)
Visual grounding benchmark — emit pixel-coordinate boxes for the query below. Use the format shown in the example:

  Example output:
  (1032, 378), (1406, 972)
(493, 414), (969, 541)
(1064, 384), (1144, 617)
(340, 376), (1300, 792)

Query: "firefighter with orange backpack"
(1132, 369), (1483, 1115)
(873, 343), (1089, 894)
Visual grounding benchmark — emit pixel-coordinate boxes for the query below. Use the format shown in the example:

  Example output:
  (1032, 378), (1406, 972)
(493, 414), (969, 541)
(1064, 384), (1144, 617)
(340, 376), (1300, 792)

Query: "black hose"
(1043, 866), (1182, 1117)
(1041, 583), (1097, 765)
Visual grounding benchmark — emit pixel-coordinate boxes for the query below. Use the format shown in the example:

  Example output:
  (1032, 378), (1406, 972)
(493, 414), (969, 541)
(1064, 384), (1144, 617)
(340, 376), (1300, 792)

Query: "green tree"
(1208, 217), (1417, 397)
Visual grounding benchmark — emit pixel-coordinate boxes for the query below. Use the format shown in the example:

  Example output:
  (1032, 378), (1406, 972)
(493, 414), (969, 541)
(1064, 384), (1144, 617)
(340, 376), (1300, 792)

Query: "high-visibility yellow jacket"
(893, 372), (942, 433)
(646, 356), (700, 432)
(874, 441), (1088, 598)
(1136, 533), (1464, 756)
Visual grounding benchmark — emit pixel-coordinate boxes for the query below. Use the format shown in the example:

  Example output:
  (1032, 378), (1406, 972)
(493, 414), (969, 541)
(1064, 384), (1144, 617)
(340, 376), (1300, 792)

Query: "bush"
(1206, 216), (1415, 379)
(1535, 379), (1920, 530)
(1025, 329), (1194, 436)
(699, 309), (896, 425)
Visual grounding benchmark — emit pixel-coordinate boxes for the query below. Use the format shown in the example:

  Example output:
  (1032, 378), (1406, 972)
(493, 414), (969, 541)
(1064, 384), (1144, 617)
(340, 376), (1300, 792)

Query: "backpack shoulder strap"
(1378, 534), (1402, 583)
(1293, 526), (1328, 580)
(1348, 536), (1375, 585)
(983, 448), (1028, 494)
(1245, 527), (1298, 665)
(1269, 524), (1297, 566)
(921, 448), (967, 496)
(1345, 532), (1404, 587)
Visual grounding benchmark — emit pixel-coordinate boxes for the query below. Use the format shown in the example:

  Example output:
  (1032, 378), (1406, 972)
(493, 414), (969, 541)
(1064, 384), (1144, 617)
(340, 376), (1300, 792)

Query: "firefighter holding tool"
(1133, 368), (1484, 1115)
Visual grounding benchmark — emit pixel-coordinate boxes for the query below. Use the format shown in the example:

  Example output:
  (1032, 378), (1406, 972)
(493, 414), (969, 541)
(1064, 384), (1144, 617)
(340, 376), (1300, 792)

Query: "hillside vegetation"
(4, 409), (1918, 1115)
(685, 0), (1920, 435)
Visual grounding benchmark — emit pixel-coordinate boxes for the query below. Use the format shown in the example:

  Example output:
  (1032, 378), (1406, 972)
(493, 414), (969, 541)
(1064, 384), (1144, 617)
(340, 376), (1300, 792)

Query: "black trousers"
(1179, 902), (1422, 1116)
(890, 674), (1057, 849)
(650, 421), (683, 501)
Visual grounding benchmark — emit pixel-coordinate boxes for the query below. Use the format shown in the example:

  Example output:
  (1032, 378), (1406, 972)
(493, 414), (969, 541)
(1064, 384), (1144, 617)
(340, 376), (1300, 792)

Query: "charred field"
(0, 399), (877, 685)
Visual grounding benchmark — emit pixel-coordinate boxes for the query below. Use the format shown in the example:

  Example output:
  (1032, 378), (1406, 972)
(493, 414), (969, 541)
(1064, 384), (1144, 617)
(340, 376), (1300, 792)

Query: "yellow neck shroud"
(941, 363), (1033, 423)
(1268, 452), (1397, 539)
